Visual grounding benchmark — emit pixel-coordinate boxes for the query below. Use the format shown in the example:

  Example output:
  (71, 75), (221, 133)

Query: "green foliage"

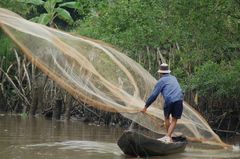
(0, 0), (34, 17)
(190, 62), (223, 96)
(79, 1), (168, 53)
(19, 0), (80, 26)
(77, 0), (240, 104)
(17, 0), (44, 6)
(1, 0), (240, 109)
(20, 112), (28, 118)
(79, 1), (240, 55)
(189, 60), (240, 100)
(0, 31), (15, 71)
(78, 0), (239, 63)
(59, 1), (80, 8)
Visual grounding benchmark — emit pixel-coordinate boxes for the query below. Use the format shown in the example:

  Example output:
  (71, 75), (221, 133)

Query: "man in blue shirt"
(141, 63), (183, 143)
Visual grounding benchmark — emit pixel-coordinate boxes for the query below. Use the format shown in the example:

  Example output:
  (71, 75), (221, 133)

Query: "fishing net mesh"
(0, 8), (223, 146)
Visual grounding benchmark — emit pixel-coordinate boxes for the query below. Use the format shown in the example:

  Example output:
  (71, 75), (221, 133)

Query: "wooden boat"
(117, 130), (187, 157)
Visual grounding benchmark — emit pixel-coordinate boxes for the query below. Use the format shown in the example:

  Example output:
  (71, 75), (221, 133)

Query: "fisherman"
(140, 63), (183, 143)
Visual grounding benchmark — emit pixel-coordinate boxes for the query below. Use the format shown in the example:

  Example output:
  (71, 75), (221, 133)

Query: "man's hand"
(140, 107), (147, 113)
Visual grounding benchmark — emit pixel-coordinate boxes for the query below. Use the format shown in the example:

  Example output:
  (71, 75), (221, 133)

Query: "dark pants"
(164, 100), (183, 119)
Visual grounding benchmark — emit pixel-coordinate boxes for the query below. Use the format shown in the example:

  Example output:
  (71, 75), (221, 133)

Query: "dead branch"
(0, 67), (30, 106)
(23, 60), (31, 90)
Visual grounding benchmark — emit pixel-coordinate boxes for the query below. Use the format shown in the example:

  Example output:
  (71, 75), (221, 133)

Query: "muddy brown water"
(0, 114), (239, 159)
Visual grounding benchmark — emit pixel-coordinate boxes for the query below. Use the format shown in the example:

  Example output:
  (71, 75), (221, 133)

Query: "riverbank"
(0, 52), (239, 140)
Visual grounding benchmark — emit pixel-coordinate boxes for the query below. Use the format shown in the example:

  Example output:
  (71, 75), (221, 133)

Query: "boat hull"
(117, 130), (187, 157)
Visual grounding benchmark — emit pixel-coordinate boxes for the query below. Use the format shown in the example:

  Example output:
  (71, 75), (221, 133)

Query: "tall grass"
(0, 31), (15, 71)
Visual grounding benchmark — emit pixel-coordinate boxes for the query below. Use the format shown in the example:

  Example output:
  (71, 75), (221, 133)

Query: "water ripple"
(26, 140), (123, 156)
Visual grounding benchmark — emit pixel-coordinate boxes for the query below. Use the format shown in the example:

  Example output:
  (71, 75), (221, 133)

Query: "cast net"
(0, 8), (224, 146)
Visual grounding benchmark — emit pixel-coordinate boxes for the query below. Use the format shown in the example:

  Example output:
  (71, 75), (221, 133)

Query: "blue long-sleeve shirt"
(145, 74), (183, 108)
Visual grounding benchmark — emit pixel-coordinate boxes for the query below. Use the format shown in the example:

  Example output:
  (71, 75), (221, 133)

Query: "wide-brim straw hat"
(157, 63), (171, 73)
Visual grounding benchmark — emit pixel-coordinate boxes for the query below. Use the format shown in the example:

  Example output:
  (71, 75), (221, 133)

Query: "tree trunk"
(30, 65), (37, 116)
(30, 86), (37, 116)
(53, 98), (62, 120)
(0, 88), (7, 111)
(64, 95), (73, 120)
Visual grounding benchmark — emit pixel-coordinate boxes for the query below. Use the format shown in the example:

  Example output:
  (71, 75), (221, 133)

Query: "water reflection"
(0, 114), (239, 159)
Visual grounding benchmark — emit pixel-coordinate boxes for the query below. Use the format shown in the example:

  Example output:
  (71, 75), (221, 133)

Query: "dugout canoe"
(117, 130), (187, 157)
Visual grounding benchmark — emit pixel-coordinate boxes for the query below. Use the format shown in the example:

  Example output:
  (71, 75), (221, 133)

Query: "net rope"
(0, 8), (225, 146)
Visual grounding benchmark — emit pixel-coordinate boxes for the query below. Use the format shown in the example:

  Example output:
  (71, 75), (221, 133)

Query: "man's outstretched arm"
(141, 81), (163, 112)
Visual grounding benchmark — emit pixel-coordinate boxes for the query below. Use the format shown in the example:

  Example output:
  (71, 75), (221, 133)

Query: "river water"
(0, 114), (239, 159)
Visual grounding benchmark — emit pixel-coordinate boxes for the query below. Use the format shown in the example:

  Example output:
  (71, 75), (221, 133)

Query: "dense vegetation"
(0, 0), (239, 134)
